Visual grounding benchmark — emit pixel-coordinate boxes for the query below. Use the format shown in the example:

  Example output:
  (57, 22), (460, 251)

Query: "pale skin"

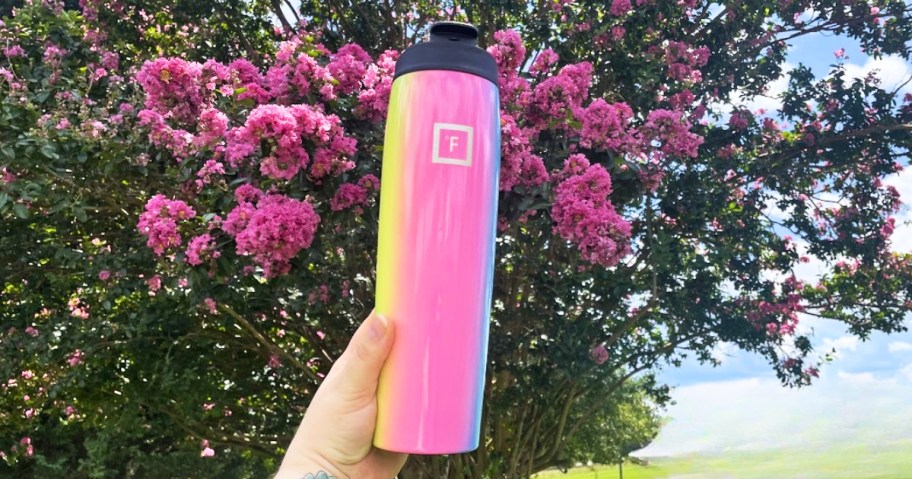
(275, 311), (408, 479)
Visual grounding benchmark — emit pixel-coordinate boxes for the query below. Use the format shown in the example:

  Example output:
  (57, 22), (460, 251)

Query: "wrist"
(274, 458), (348, 479)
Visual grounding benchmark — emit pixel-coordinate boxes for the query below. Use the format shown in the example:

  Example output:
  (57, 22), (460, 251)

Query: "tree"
(2, 0), (912, 478)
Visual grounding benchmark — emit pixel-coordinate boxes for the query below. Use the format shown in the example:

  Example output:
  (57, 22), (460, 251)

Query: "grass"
(532, 441), (912, 479)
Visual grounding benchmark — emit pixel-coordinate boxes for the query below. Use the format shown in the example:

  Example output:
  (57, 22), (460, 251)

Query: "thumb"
(325, 311), (394, 401)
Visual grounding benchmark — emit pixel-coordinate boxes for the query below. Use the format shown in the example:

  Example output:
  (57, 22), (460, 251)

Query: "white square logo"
(432, 122), (474, 167)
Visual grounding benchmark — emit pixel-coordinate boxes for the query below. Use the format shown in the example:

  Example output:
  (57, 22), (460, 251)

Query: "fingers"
(324, 311), (394, 402)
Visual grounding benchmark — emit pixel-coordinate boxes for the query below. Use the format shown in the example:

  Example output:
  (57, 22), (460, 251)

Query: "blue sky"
(640, 20), (912, 457)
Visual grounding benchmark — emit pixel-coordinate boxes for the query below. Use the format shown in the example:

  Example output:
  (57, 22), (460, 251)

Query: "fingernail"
(368, 312), (388, 342)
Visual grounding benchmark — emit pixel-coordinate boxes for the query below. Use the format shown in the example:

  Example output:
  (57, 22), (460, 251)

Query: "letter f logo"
(433, 123), (473, 167)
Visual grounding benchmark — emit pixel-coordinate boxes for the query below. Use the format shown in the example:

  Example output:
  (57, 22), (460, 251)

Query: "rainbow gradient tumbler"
(373, 22), (500, 454)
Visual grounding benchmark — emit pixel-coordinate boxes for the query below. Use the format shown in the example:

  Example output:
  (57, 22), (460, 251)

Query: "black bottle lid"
(394, 22), (499, 85)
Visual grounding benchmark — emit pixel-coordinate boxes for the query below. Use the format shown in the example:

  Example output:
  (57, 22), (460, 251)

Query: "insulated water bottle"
(372, 21), (501, 454)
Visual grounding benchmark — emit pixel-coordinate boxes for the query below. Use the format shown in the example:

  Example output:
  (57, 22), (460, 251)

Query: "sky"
(638, 16), (912, 458)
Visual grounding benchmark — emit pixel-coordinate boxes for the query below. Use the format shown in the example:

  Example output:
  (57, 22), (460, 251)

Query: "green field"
(533, 442), (912, 479)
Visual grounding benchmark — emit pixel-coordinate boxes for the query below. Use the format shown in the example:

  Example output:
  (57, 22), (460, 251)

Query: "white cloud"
(711, 341), (736, 364)
(888, 341), (912, 353)
(842, 55), (912, 95)
(637, 367), (912, 457)
(822, 335), (859, 356)
(732, 62), (796, 115)
(902, 363), (912, 381)
(884, 168), (912, 254)
(836, 370), (878, 384)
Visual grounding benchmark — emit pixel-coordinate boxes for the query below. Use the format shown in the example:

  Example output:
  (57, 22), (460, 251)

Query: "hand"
(276, 311), (408, 479)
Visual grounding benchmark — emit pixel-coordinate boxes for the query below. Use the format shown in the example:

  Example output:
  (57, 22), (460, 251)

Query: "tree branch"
(219, 303), (321, 383)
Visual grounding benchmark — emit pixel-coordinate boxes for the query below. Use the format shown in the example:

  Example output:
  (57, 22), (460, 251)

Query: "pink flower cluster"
(488, 29), (526, 73)
(641, 109), (704, 159)
(226, 103), (357, 180)
(185, 233), (219, 266)
(610, 0), (632, 16)
(330, 175), (380, 214)
(233, 104), (306, 179)
(590, 344), (609, 365)
(136, 58), (206, 123)
(551, 155), (632, 267)
(499, 114), (547, 191)
(530, 48), (558, 77)
(264, 37), (395, 114)
(575, 99), (638, 152)
(745, 277), (805, 337)
(528, 62), (594, 129)
(137, 195), (197, 255)
(2, 44), (25, 58)
(729, 110), (751, 130)
(327, 44), (372, 95)
(356, 50), (398, 122)
(664, 41), (710, 84)
(223, 187), (321, 277)
(1, 166), (15, 184)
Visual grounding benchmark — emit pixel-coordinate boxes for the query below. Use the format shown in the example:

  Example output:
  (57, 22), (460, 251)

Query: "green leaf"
(0, 192), (7, 209)
(13, 203), (29, 219)
(40, 143), (59, 160)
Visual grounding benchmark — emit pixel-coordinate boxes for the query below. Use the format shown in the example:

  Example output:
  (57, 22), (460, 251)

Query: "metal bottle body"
(373, 68), (501, 454)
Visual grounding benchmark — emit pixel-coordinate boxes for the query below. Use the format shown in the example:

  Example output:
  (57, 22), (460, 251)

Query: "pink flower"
(185, 234), (216, 266)
(641, 109), (704, 159)
(2, 45), (25, 58)
(98, 270), (111, 281)
(147, 275), (162, 294)
(195, 108), (229, 147)
(611, 25), (627, 41)
(551, 160), (632, 267)
(1, 167), (15, 184)
(499, 114), (548, 191)
(729, 110), (750, 130)
(330, 183), (368, 212)
(834, 48), (846, 58)
(590, 344), (609, 365)
(529, 62), (594, 129)
(200, 441), (215, 457)
(203, 298), (217, 314)
(241, 105), (307, 179)
(870, 6), (880, 15)
(24, 326), (38, 337)
(575, 99), (637, 152)
(225, 194), (321, 277)
(530, 48), (558, 76)
(21, 370), (34, 380)
(137, 195), (196, 255)
(327, 43), (371, 95)
(268, 354), (282, 368)
(67, 349), (84, 367)
(65, 406), (76, 417)
(610, 0), (632, 15)
(356, 50), (398, 122)
(881, 217), (895, 239)
(136, 58), (208, 123)
(488, 30), (526, 73)
(196, 160), (226, 186)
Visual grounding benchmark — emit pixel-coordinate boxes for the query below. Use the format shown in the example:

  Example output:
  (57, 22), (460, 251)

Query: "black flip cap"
(394, 22), (499, 85)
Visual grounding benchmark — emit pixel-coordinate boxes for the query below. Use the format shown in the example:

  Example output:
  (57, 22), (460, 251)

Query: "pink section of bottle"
(373, 69), (500, 453)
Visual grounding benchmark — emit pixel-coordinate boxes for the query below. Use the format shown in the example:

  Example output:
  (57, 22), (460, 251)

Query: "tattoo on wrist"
(300, 473), (334, 479)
